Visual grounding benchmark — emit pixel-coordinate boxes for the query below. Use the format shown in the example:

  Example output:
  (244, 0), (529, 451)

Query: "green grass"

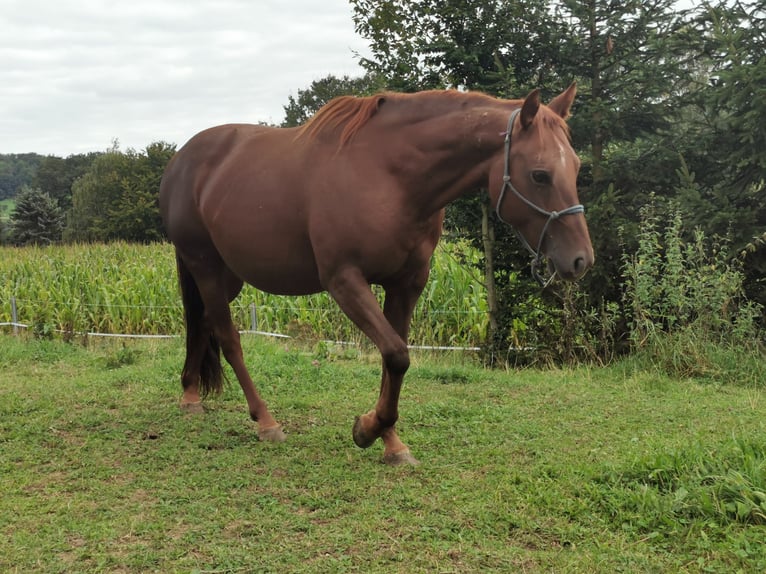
(1, 333), (766, 572)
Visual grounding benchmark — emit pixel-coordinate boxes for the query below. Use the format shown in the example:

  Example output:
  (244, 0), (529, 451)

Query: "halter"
(495, 108), (585, 287)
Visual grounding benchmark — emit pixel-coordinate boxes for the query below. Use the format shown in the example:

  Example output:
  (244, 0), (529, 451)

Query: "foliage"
(2, 334), (766, 572)
(33, 152), (101, 211)
(65, 142), (175, 243)
(554, 0), (693, 163)
(621, 198), (762, 378)
(351, 0), (766, 362)
(352, 0), (564, 93)
(740, 231), (766, 308)
(693, 0), (766, 196)
(578, 0), (766, 312)
(553, 0), (714, 312)
(0, 199), (12, 244)
(682, 0), (766, 313)
(7, 186), (64, 246)
(281, 73), (385, 127)
(108, 142), (175, 242)
(0, 153), (43, 200)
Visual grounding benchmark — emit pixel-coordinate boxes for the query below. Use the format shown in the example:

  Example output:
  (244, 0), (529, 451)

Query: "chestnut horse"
(159, 85), (593, 465)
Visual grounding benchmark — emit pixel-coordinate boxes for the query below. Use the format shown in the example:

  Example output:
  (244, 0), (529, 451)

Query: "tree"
(281, 73), (385, 127)
(697, 0), (766, 198)
(66, 147), (130, 242)
(8, 186), (64, 246)
(352, 0), (578, 359)
(108, 142), (175, 242)
(541, 1), (703, 306)
(65, 142), (175, 243)
(689, 0), (766, 312)
(352, 0), (566, 94)
(34, 152), (100, 212)
(553, 1), (694, 176)
(0, 153), (44, 200)
(573, 0), (766, 313)
(0, 204), (8, 244)
(351, 0), (766, 358)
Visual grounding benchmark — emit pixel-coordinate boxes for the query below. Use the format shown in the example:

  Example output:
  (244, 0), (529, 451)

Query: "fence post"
(250, 303), (257, 332)
(11, 296), (18, 336)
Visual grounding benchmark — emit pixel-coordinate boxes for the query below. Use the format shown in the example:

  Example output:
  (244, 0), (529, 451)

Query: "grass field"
(2, 333), (766, 573)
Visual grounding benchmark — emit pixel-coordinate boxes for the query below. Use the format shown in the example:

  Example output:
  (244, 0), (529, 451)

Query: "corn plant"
(0, 240), (488, 347)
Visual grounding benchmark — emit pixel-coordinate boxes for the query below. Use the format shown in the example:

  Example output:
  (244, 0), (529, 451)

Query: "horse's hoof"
(180, 401), (205, 414)
(258, 425), (287, 443)
(352, 416), (377, 449)
(383, 449), (420, 467)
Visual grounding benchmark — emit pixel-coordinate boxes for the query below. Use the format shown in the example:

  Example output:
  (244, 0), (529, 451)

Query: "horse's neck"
(376, 99), (512, 214)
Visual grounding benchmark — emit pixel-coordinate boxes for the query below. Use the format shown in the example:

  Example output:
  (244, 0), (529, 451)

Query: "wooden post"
(481, 200), (498, 340)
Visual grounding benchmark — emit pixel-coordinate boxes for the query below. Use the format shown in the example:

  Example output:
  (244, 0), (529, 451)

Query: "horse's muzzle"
(554, 247), (594, 281)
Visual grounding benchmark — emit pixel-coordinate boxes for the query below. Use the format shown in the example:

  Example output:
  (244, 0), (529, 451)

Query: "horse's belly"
(210, 227), (323, 296)
(197, 188), (321, 295)
(235, 260), (323, 296)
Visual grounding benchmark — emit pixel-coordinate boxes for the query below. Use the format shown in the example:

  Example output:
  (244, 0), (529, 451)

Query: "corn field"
(0, 241), (488, 347)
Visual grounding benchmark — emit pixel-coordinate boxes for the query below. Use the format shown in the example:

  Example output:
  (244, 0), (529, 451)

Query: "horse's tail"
(176, 253), (224, 396)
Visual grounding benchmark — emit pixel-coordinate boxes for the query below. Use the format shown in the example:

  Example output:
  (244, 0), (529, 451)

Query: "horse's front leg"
(357, 276), (428, 466)
(353, 360), (418, 466)
(326, 267), (426, 466)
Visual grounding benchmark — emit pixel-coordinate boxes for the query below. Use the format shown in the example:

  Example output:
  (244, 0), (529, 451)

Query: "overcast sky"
(1, 0), (372, 156)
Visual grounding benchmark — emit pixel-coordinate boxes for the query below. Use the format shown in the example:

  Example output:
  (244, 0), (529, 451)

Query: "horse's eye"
(531, 170), (552, 186)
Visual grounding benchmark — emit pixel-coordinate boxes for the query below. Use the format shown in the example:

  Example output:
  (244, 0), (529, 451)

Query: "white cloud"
(0, 0), (370, 155)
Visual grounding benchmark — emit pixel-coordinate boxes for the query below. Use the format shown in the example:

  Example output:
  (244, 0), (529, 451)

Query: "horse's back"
(160, 124), (261, 228)
(160, 123), (279, 211)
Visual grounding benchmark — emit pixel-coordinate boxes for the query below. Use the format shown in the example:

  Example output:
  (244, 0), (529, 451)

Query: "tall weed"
(620, 199), (762, 379)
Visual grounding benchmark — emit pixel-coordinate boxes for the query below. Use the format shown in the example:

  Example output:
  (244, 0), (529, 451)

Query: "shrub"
(620, 198), (763, 378)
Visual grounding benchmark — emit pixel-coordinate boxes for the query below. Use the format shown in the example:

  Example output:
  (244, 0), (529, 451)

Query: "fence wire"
(0, 296), (482, 351)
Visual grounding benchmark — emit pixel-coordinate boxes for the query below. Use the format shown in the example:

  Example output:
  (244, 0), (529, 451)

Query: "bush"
(620, 198), (763, 378)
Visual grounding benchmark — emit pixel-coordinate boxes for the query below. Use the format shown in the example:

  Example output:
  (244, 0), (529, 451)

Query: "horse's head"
(490, 84), (594, 284)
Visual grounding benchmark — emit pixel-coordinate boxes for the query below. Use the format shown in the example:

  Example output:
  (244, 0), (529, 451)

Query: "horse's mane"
(296, 94), (388, 146)
(296, 91), (497, 146)
(295, 90), (570, 145)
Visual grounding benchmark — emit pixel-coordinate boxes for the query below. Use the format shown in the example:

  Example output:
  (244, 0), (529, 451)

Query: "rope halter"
(495, 108), (585, 287)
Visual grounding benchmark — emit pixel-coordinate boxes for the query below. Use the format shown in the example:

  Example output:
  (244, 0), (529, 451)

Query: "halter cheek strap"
(496, 108), (585, 287)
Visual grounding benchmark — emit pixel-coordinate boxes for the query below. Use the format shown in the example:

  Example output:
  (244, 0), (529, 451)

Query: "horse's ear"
(520, 89), (540, 129)
(548, 82), (577, 119)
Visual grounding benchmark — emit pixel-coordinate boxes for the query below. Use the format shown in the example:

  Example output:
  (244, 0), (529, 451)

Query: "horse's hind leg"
(179, 251), (285, 442)
(175, 251), (217, 413)
(179, 327), (210, 413)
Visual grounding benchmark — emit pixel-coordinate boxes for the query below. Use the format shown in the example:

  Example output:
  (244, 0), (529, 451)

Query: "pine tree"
(9, 187), (64, 246)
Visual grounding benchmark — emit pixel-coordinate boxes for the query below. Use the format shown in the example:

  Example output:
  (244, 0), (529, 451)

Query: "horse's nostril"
(574, 256), (586, 275)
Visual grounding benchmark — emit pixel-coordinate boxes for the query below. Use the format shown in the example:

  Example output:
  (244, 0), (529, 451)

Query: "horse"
(159, 84), (594, 466)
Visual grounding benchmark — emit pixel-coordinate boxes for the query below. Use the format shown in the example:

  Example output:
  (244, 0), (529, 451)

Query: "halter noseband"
(495, 108), (585, 287)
